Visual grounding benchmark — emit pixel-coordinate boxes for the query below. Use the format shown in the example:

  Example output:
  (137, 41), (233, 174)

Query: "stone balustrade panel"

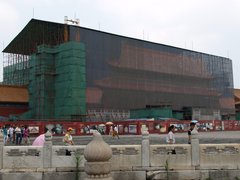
(150, 144), (192, 169)
(200, 144), (240, 169)
(3, 146), (43, 169)
(2, 143), (240, 172)
(110, 145), (141, 170)
(52, 145), (86, 168)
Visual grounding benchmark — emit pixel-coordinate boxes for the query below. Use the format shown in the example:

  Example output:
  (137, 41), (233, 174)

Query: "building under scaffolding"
(2, 19), (235, 121)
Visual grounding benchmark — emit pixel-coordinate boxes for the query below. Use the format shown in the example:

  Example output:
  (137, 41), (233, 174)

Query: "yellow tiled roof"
(0, 85), (28, 103)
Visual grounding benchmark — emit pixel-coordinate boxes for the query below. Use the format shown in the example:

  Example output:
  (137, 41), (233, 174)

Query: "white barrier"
(0, 133), (240, 172)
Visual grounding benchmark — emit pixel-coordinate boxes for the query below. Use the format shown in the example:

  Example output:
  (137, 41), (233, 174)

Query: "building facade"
(0, 85), (28, 119)
(2, 19), (235, 120)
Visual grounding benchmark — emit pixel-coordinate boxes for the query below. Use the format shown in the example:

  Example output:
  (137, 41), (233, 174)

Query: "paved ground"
(51, 131), (240, 145)
(6, 131), (240, 146)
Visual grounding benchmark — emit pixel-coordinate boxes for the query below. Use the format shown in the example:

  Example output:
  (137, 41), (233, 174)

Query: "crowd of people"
(1, 125), (30, 145)
(1, 122), (197, 148)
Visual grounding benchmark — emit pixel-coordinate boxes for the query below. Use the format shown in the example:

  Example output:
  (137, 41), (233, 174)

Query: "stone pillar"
(191, 126), (200, 166)
(84, 132), (113, 180)
(43, 130), (52, 168)
(141, 129), (150, 167)
(0, 133), (3, 169)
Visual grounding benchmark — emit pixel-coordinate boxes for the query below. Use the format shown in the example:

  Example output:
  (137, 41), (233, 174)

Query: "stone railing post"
(191, 127), (200, 167)
(0, 133), (3, 169)
(43, 130), (53, 168)
(141, 129), (150, 167)
(84, 132), (112, 180)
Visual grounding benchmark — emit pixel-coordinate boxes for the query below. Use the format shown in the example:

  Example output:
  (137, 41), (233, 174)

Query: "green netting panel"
(22, 41), (86, 119)
(130, 108), (173, 119)
(236, 112), (240, 120)
(150, 108), (173, 118)
(57, 41), (85, 51)
(173, 112), (184, 120)
(57, 51), (86, 58)
(130, 109), (148, 119)
(55, 41), (86, 118)
(37, 44), (56, 54)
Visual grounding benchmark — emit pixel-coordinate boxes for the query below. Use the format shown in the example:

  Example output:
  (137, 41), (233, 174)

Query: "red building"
(0, 85), (28, 119)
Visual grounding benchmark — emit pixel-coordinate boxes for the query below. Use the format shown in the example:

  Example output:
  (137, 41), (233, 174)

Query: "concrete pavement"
(50, 130), (240, 145)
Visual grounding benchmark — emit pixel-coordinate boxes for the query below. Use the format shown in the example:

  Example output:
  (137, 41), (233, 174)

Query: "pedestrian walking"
(9, 126), (14, 143)
(2, 126), (8, 145)
(166, 125), (175, 144)
(188, 122), (196, 144)
(20, 126), (24, 144)
(12, 126), (16, 143)
(23, 126), (30, 145)
(113, 125), (119, 139)
(63, 127), (74, 145)
(63, 127), (74, 155)
(15, 126), (22, 145)
(109, 125), (113, 137)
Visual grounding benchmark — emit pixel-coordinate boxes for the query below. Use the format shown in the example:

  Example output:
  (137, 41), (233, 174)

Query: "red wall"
(0, 106), (28, 117)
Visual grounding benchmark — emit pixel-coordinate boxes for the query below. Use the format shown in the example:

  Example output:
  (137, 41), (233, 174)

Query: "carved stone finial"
(0, 131), (3, 144)
(46, 124), (54, 132)
(142, 129), (149, 135)
(45, 131), (52, 142)
(191, 126), (199, 139)
(84, 132), (112, 162)
(142, 128), (150, 167)
(84, 132), (113, 180)
(142, 129), (149, 139)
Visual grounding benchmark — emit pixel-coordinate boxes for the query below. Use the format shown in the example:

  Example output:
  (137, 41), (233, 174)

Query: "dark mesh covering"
(69, 26), (234, 114)
(3, 19), (235, 118)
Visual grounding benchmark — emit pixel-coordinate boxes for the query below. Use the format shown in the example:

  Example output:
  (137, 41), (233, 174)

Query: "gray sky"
(1, 0), (240, 88)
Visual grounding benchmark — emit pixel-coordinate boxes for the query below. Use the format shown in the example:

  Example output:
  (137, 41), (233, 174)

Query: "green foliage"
(165, 159), (169, 180)
(75, 152), (82, 180)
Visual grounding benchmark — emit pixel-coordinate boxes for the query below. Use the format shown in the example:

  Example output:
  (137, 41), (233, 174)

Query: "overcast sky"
(1, 0), (240, 88)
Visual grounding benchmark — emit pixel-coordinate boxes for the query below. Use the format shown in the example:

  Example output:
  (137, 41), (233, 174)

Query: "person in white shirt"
(166, 125), (175, 144)
(15, 126), (22, 145)
(9, 126), (14, 143)
(113, 125), (119, 139)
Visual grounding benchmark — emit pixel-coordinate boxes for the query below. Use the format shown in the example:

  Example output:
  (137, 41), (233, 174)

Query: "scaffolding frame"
(2, 19), (235, 121)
